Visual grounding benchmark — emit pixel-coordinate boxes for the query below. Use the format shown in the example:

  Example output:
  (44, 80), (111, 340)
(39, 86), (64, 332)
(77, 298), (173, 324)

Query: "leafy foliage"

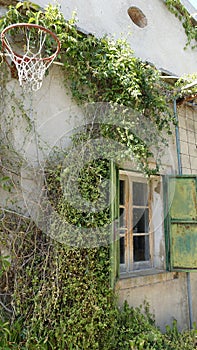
(165, 0), (197, 49)
(174, 73), (197, 101)
(0, 151), (197, 349)
(0, 2), (196, 349)
(0, 2), (177, 175)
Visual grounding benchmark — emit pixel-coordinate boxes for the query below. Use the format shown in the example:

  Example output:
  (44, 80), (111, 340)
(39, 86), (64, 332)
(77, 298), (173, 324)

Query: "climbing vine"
(0, 2), (196, 349)
(0, 1), (177, 173)
(175, 72), (197, 103)
(165, 0), (197, 49)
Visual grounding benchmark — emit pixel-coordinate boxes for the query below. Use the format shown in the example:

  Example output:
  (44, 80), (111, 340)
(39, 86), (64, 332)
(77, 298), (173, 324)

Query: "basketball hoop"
(1, 23), (61, 91)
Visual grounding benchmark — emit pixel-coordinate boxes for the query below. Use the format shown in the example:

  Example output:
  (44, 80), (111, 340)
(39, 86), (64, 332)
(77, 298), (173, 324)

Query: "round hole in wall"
(128, 7), (147, 28)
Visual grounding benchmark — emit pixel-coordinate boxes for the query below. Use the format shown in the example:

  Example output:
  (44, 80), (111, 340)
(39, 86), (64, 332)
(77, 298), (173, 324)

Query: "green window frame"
(110, 161), (119, 287)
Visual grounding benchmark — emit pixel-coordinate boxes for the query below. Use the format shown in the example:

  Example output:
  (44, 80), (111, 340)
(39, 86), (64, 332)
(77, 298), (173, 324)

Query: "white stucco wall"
(33, 0), (197, 76)
(0, 66), (84, 217)
(2, 66), (83, 163)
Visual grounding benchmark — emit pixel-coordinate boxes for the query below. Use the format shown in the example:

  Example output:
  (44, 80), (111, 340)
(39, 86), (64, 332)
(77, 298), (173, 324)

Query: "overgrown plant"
(0, 2), (196, 349)
(174, 73), (197, 101)
(0, 1), (177, 174)
(165, 0), (197, 49)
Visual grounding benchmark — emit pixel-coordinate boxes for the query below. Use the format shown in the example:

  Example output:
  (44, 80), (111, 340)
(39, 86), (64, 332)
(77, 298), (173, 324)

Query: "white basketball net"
(2, 25), (60, 91)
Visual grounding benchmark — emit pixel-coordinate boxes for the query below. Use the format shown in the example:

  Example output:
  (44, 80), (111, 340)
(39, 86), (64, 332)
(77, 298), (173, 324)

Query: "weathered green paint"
(171, 224), (197, 268)
(164, 176), (197, 271)
(169, 178), (197, 221)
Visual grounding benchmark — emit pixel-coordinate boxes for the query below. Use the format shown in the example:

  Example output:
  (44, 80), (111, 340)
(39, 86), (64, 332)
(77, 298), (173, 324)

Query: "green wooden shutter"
(110, 161), (120, 287)
(164, 176), (197, 271)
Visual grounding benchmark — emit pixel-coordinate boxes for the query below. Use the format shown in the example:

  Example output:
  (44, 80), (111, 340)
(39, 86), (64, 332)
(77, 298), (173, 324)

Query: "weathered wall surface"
(116, 258), (197, 331)
(116, 272), (189, 332)
(33, 0), (197, 76)
(0, 66), (84, 218)
(2, 66), (83, 162)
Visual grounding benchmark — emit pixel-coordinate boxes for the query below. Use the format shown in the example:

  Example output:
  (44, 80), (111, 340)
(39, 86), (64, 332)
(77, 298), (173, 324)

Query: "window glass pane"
(133, 208), (149, 233)
(119, 207), (126, 227)
(133, 182), (148, 206)
(133, 235), (149, 261)
(120, 180), (125, 205)
(120, 236), (125, 264)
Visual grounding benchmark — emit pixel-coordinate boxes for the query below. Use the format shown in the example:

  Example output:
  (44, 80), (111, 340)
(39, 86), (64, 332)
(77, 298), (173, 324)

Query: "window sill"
(119, 268), (165, 279)
(116, 269), (179, 290)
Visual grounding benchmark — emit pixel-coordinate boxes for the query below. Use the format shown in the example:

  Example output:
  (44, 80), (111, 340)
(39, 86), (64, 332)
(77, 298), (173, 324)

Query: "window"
(111, 170), (197, 281)
(119, 171), (152, 273)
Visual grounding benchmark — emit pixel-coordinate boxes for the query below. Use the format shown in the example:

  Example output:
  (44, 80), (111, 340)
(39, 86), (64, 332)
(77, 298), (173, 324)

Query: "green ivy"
(0, 2), (178, 174)
(174, 72), (197, 100)
(0, 2), (196, 349)
(165, 0), (197, 49)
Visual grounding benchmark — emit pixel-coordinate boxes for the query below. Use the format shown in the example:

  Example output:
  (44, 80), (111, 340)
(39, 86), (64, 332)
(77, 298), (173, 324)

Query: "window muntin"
(119, 172), (152, 272)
